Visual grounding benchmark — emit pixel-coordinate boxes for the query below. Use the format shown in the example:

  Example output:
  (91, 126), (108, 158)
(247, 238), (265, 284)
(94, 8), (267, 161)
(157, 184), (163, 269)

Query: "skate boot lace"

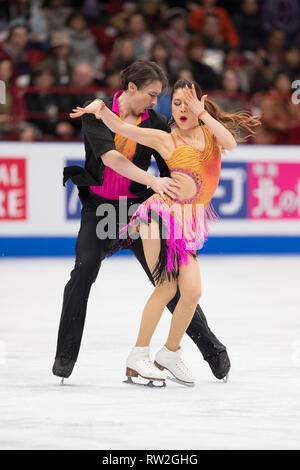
(141, 358), (160, 372)
(176, 358), (193, 377)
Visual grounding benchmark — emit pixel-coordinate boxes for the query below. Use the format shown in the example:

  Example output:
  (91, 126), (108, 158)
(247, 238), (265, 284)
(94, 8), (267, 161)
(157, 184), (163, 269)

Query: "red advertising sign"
(249, 162), (300, 219)
(0, 158), (27, 220)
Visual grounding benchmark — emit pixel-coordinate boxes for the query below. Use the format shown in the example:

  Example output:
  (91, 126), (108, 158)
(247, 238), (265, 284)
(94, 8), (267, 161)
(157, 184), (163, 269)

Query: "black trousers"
(55, 195), (226, 362)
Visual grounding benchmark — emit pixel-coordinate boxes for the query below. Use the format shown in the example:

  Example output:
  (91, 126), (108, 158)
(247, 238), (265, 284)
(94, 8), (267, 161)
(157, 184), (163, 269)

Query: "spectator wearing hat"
(38, 31), (72, 85)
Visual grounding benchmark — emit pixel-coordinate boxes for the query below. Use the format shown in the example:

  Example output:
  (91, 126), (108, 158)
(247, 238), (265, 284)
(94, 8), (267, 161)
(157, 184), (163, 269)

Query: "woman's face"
(171, 88), (199, 129)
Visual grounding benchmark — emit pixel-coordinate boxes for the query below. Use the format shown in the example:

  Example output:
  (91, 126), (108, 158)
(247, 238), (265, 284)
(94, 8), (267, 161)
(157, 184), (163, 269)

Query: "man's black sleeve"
(81, 112), (116, 161)
(151, 113), (171, 178)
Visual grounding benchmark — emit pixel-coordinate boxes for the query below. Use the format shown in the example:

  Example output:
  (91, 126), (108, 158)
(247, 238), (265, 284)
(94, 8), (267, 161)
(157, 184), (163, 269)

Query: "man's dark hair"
(120, 60), (168, 91)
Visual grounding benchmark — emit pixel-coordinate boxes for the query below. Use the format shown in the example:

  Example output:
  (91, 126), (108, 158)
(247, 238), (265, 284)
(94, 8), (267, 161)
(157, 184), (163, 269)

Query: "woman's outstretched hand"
(151, 176), (181, 201)
(70, 101), (102, 119)
(182, 84), (208, 117)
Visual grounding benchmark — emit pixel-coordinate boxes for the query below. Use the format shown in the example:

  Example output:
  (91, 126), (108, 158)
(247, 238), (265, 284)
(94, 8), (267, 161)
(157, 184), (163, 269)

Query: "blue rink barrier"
(1, 236), (300, 257)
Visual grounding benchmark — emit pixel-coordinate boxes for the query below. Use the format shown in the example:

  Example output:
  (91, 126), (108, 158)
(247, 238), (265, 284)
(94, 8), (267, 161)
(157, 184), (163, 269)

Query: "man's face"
(129, 80), (162, 115)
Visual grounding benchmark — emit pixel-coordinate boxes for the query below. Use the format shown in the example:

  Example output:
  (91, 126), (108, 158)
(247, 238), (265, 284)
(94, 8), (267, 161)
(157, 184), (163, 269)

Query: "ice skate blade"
(222, 373), (229, 383)
(60, 378), (64, 386)
(167, 376), (195, 387)
(123, 377), (166, 388)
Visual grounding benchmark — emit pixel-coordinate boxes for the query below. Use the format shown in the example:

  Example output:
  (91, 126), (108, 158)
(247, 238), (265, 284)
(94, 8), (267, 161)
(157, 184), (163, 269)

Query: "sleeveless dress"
(120, 125), (222, 284)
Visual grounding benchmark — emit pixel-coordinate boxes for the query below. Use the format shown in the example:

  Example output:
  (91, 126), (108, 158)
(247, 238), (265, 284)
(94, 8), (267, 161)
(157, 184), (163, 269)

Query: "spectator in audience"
(0, 23), (32, 86)
(66, 62), (96, 136)
(265, 27), (287, 68)
(135, 0), (168, 34)
(253, 72), (300, 144)
(19, 121), (40, 141)
(149, 38), (173, 78)
(175, 66), (196, 83)
(185, 35), (221, 91)
(201, 13), (231, 54)
(161, 8), (190, 65)
(212, 68), (247, 113)
(38, 31), (72, 85)
(24, 65), (73, 138)
(278, 46), (300, 82)
(2, 0), (48, 44)
(102, 64), (122, 91)
(189, 0), (241, 49)
(233, 0), (265, 52)
(110, 36), (135, 71)
(0, 57), (25, 138)
(0, 0), (298, 146)
(223, 50), (251, 94)
(247, 28), (287, 95)
(125, 12), (155, 60)
(65, 10), (104, 76)
(262, 0), (300, 45)
(42, 0), (73, 35)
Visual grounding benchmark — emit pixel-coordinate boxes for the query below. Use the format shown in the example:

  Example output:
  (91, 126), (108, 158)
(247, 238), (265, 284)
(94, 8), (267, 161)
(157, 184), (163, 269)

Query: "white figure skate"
(124, 346), (167, 388)
(154, 346), (195, 387)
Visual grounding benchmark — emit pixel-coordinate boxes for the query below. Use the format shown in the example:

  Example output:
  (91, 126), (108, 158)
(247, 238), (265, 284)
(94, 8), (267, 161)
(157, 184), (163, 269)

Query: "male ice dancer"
(53, 60), (230, 381)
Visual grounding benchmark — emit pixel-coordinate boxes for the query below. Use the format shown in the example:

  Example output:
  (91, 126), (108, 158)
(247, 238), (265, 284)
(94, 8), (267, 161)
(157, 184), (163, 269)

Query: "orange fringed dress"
(120, 126), (222, 284)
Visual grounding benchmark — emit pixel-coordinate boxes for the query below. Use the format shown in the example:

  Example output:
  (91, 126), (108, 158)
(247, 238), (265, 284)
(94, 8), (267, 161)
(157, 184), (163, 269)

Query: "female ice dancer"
(71, 80), (260, 386)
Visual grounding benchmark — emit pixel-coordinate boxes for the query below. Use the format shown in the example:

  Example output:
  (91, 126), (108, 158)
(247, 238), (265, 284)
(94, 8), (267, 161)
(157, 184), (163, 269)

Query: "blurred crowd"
(1, 0), (300, 144)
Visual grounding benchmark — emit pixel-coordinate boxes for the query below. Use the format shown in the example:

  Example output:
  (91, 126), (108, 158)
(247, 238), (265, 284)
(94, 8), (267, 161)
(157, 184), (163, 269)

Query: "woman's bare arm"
(101, 149), (179, 200)
(70, 100), (167, 153)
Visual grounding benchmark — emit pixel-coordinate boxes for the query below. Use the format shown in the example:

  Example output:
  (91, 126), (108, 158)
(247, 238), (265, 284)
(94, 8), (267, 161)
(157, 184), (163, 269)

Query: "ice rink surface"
(1, 254), (299, 450)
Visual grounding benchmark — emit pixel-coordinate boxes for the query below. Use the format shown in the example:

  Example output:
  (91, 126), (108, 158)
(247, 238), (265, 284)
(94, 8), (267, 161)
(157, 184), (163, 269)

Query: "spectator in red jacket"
(189, 0), (241, 49)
